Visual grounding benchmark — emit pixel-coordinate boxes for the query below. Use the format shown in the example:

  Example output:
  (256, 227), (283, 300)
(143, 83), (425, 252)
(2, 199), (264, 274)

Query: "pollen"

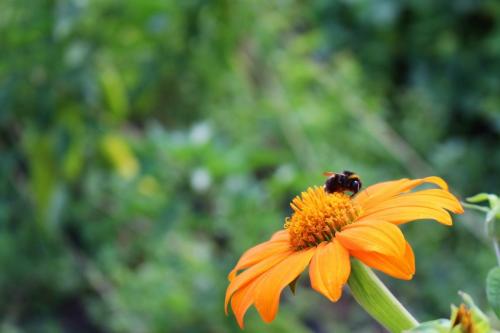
(284, 187), (361, 249)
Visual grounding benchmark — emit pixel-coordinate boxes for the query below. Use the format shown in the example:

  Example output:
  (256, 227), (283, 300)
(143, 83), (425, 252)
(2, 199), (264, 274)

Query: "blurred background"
(1, 0), (500, 332)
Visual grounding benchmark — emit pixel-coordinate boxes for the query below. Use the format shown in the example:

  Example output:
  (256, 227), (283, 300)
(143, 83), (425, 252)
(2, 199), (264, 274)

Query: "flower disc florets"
(284, 187), (362, 249)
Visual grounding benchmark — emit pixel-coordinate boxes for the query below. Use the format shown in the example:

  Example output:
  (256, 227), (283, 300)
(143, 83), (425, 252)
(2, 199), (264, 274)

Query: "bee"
(323, 170), (362, 196)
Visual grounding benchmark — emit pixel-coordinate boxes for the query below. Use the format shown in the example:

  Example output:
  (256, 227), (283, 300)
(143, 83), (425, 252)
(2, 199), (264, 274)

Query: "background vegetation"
(1, 0), (500, 332)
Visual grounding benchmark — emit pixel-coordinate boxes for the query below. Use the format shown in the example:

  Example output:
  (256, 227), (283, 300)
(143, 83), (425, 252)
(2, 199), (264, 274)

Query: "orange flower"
(225, 176), (463, 328)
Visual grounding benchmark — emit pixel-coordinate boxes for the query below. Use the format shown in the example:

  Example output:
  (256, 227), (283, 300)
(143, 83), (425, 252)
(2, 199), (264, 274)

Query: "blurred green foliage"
(1, 0), (500, 332)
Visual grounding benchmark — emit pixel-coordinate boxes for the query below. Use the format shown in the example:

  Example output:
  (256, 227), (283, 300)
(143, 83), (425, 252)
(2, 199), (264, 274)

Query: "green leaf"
(98, 59), (129, 119)
(467, 193), (499, 211)
(288, 275), (300, 295)
(23, 129), (58, 228)
(486, 267), (500, 318)
(466, 193), (492, 203)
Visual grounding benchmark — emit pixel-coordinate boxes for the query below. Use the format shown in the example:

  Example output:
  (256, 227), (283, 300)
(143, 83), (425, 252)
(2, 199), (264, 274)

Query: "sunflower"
(225, 176), (463, 328)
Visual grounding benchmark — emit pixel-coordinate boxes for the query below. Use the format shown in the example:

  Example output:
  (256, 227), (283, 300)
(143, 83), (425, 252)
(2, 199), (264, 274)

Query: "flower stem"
(348, 260), (418, 333)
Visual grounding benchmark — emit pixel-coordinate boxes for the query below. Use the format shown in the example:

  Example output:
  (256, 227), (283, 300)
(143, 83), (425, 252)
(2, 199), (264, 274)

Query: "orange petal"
(228, 239), (291, 281)
(351, 242), (415, 280)
(354, 179), (407, 205)
(354, 176), (448, 211)
(253, 248), (315, 323)
(362, 189), (463, 215)
(357, 205), (453, 225)
(407, 189), (462, 213)
(309, 240), (350, 302)
(231, 273), (265, 328)
(336, 220), (406, 257)
(270, 229), (290, 242)
(225, 250), (292, 314)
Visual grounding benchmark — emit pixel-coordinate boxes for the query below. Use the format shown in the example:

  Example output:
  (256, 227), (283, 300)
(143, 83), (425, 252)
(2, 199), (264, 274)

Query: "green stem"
(348, 260), (419, 333)
(460, 202), (490, 213)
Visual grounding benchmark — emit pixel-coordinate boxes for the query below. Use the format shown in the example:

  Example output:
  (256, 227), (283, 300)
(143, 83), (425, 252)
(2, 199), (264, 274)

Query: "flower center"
(284, 186), (362, 249)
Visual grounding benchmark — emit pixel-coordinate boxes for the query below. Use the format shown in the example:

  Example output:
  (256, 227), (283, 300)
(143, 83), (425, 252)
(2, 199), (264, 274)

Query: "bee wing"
(323, 171), (336, 177)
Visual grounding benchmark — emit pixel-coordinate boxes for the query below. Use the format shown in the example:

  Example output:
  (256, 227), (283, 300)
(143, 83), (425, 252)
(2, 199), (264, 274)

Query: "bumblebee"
(323, 170), (362, 196)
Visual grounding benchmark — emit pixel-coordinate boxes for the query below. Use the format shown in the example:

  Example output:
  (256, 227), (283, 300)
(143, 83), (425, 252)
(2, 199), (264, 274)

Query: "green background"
(1, 0), (499, 332)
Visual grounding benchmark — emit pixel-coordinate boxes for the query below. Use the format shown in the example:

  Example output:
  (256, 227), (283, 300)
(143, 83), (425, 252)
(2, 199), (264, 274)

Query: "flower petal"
(309, 240), (350, 302)
(270, 229), (291, 242)
(253, 248), (315, 322)
(336, 220), (406, 257)
(361, 188), (463, 216)
(354, 176), (448, 211)
(228, 238), (291, 281)
(357, 206), (453, 225)
(351, 242), (415, 280)
(225, 250), (292, 314)
(230, 274), (265, 328)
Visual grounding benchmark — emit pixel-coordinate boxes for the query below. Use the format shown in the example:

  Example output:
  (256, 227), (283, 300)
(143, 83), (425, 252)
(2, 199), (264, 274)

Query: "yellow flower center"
(284, 187), (362, 249)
